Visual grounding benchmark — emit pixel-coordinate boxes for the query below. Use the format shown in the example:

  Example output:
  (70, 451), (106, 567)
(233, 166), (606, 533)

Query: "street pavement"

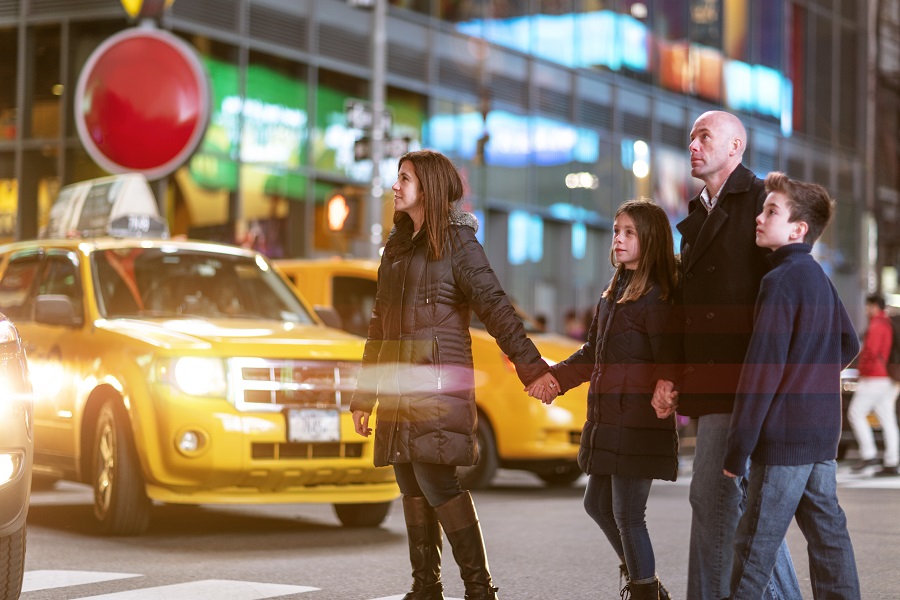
(22, 458), (900, 599)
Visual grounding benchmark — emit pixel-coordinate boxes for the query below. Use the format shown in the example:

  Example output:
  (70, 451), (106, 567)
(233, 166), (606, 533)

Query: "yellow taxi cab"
(275, 257), (590, 488)
(0, 177), (397, 535)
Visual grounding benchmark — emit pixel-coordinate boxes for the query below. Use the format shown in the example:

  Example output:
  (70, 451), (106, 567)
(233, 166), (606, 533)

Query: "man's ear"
(791, 220), (809, 241)
(730, 137), (743, 156)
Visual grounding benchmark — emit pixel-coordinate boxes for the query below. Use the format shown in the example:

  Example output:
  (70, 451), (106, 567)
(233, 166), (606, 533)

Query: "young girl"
(531, 198), (680, 600)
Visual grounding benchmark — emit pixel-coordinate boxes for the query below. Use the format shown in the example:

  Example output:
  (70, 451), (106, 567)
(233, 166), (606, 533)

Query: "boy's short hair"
(764, 171), (835, 245)
(866, 294), (886, 310)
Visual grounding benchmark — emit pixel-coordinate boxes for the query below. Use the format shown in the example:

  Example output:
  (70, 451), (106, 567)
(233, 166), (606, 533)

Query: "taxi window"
(92, 248), (315, 323)
(332, 276), (376, 337)
(37, 256), (85, 322)
(0, 256), (41, 321)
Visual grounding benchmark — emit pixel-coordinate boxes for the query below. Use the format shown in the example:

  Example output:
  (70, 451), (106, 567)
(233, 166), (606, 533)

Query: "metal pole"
(368, 0), (387, 258)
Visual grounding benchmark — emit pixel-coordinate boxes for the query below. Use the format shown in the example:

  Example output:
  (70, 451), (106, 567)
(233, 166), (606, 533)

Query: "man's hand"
(724, 469), (737, 478)
(652, 379), (678, 419)
(525, 372), (560, 405)
(352, 410), (372, 437)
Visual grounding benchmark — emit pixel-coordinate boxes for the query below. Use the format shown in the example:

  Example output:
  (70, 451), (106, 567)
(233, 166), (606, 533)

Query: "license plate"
(286, 408), (341, 442)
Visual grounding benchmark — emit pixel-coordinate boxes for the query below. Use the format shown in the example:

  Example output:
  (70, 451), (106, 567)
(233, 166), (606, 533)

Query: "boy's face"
(755, 191), (807, 251)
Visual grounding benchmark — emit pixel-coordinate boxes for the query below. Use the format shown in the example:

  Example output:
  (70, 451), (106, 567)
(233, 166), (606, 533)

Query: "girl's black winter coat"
(551, 273), (681, 481)
(350, 211), (549, 468)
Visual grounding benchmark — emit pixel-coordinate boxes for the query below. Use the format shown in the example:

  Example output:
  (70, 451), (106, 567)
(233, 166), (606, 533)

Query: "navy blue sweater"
(723, 244), (860, 476)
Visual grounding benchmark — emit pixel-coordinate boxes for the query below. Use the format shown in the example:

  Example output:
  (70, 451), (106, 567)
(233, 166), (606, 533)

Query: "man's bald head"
(689, 111), (748, 189)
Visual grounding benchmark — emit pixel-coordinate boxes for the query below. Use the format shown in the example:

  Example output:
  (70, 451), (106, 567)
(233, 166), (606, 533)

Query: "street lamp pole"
(368, 0), (387, 258)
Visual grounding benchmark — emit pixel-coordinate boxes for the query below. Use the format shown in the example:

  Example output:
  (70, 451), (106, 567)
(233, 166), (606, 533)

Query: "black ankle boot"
(618, 562), (630, 595)
(622, 579), (660, 600)
(401, 495), (444, 600)
(434, 492), (498, 600)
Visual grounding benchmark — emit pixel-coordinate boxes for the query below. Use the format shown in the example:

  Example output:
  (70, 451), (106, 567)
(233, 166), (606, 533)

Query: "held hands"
(651, 379), (678, 419)
(352, 410), (372, 437)
(525, 372), (560, 405)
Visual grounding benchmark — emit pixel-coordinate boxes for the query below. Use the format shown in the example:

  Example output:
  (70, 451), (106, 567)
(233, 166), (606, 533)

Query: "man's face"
(688, 113), (735, 180)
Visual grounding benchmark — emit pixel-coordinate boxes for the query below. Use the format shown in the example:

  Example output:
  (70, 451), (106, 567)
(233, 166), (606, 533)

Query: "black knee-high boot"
(401, 495), (444, 600)
(434, 492), (498, 600)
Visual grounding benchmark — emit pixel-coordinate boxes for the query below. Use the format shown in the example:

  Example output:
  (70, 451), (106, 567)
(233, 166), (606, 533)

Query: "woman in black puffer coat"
(350, 150), (554, 600)
(544, 199), (681, 600)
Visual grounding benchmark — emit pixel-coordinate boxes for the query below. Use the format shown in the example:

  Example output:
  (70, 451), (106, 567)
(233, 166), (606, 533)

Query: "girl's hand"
(525, 372), (559, 404)
(352, 410), (372, 437)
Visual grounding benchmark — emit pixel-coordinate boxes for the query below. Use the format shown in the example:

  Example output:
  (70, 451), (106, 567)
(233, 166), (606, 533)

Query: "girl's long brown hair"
(394, 150), (464, 260)
(602, 198), (678, 303)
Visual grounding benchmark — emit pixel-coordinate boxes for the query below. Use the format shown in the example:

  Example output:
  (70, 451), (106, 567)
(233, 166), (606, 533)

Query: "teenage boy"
(723, 171), (861, 599)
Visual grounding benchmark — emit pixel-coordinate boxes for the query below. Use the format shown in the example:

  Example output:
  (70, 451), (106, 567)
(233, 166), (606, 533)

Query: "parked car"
(0, 313), (33, 598)
(275, 257), (592, 488)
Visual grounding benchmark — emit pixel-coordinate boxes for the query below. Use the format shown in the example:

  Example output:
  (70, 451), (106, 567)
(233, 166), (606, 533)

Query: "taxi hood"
(95, 318), (366, 359)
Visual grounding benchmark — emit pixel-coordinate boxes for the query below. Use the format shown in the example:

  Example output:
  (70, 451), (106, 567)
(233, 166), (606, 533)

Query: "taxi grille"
(229, 358), (359, 412)
(252, 442), (364, 460)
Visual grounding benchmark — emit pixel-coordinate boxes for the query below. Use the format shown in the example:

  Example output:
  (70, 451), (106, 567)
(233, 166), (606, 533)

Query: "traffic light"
(324, 191), (360, 233)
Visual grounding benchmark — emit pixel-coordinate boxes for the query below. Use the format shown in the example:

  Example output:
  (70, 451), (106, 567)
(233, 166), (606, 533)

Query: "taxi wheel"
(458, 415), (498, 490)
(0, 523), (25, 599)
(92, 399), (151, 535)
(333, 501), (391, 528)
(535, 464), (583, 487)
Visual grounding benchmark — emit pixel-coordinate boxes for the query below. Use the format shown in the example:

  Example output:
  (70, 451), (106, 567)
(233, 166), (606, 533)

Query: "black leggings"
(392, 461), (463, 507)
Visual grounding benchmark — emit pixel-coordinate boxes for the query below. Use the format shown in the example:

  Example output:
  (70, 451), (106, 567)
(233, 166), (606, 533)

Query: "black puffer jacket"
(551, 272), (680, 481)
(350, 210), (549, 467)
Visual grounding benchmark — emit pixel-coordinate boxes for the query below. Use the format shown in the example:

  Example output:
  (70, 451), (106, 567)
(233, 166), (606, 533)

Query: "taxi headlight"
(170, 357), (227, 397)
(0, 451), (22, 487)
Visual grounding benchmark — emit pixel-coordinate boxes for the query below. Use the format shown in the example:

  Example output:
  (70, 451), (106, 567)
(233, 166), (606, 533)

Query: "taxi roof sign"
(41, 174), (170, 240)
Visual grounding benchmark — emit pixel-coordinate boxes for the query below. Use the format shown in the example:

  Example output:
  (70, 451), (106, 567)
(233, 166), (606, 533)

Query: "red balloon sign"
(75, 26), (209, 180)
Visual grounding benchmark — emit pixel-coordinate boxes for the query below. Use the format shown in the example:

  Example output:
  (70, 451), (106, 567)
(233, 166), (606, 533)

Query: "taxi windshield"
(91, 247), (315, 323)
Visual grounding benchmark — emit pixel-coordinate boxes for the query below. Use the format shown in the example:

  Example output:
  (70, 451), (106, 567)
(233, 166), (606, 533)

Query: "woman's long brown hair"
(602, 198), (678, 303)
(394, 150), (464, 260)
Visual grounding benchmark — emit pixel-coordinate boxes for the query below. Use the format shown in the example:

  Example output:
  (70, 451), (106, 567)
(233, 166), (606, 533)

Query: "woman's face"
(612, 212), (641, 270)
(392, 161), (424, 224)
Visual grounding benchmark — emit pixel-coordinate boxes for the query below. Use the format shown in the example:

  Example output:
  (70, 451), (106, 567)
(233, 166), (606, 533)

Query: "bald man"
(653, 111), (802, 599)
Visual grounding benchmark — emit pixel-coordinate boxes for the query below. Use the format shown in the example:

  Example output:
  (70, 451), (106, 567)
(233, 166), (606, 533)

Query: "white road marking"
(22, 577), (318, 599)
(371, 596), (463, 600)
(22, 570), (141, 592)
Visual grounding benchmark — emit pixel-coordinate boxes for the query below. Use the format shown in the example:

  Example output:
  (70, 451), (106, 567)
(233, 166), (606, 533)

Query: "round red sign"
(75, 25), (209, 180)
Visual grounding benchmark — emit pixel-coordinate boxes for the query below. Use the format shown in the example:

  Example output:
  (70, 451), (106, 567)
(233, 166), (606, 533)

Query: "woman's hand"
(652, 379), (678, 418)
(352, 410), (372, 437)
(525, 372), (560, 405)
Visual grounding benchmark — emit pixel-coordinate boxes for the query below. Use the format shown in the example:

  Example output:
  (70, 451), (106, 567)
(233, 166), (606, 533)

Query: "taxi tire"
(0, 523), (25, 600)
(458, 415), (498, 491)
(333, 501), (392, 528)
(92, 399), (151, 536)
(535, 464), (582, 487)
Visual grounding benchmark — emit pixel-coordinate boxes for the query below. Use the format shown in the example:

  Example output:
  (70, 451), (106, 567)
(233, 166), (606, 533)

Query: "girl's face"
(392, 161), (424, 225)
(613, 212), (640, 270)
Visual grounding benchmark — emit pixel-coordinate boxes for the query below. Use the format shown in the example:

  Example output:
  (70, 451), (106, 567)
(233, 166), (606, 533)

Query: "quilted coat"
(550, 271), (680, 481)
(350, 210), (549, 467)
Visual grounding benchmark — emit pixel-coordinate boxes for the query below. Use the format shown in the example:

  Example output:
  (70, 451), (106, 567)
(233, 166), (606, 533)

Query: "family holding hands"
(350, 110), (860, 600)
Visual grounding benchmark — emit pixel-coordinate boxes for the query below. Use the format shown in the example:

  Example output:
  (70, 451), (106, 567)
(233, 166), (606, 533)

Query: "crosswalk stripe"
(371, 596), (462, 600)
(45, 579), (318, 599)
(22, 571), (142, 592)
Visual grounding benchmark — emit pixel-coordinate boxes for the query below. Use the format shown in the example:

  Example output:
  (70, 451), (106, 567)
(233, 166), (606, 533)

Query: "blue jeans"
(732, 461), (860, 600)
(584, 473), (657, 583)
(392, 461), (463, 507)
(689, 414), (801, 600)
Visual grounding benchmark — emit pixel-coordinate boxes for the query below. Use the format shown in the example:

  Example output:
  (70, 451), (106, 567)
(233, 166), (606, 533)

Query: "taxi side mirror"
(314, 305), (344, 331)
(35, 295), (82, 327)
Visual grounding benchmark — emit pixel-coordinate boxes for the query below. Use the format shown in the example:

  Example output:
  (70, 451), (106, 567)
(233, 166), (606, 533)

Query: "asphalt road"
(21, 460), (900, 600)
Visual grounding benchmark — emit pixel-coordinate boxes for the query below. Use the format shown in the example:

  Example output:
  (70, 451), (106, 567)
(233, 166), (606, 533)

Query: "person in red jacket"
(847, 294), (900, 475)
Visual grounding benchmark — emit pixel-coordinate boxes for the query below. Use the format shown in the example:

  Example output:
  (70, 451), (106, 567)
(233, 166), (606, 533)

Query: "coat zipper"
(433, 335), (443, 390)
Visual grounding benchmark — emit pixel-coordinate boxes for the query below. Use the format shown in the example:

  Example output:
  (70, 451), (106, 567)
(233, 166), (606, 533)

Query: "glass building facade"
(0, 0), (872, 329)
